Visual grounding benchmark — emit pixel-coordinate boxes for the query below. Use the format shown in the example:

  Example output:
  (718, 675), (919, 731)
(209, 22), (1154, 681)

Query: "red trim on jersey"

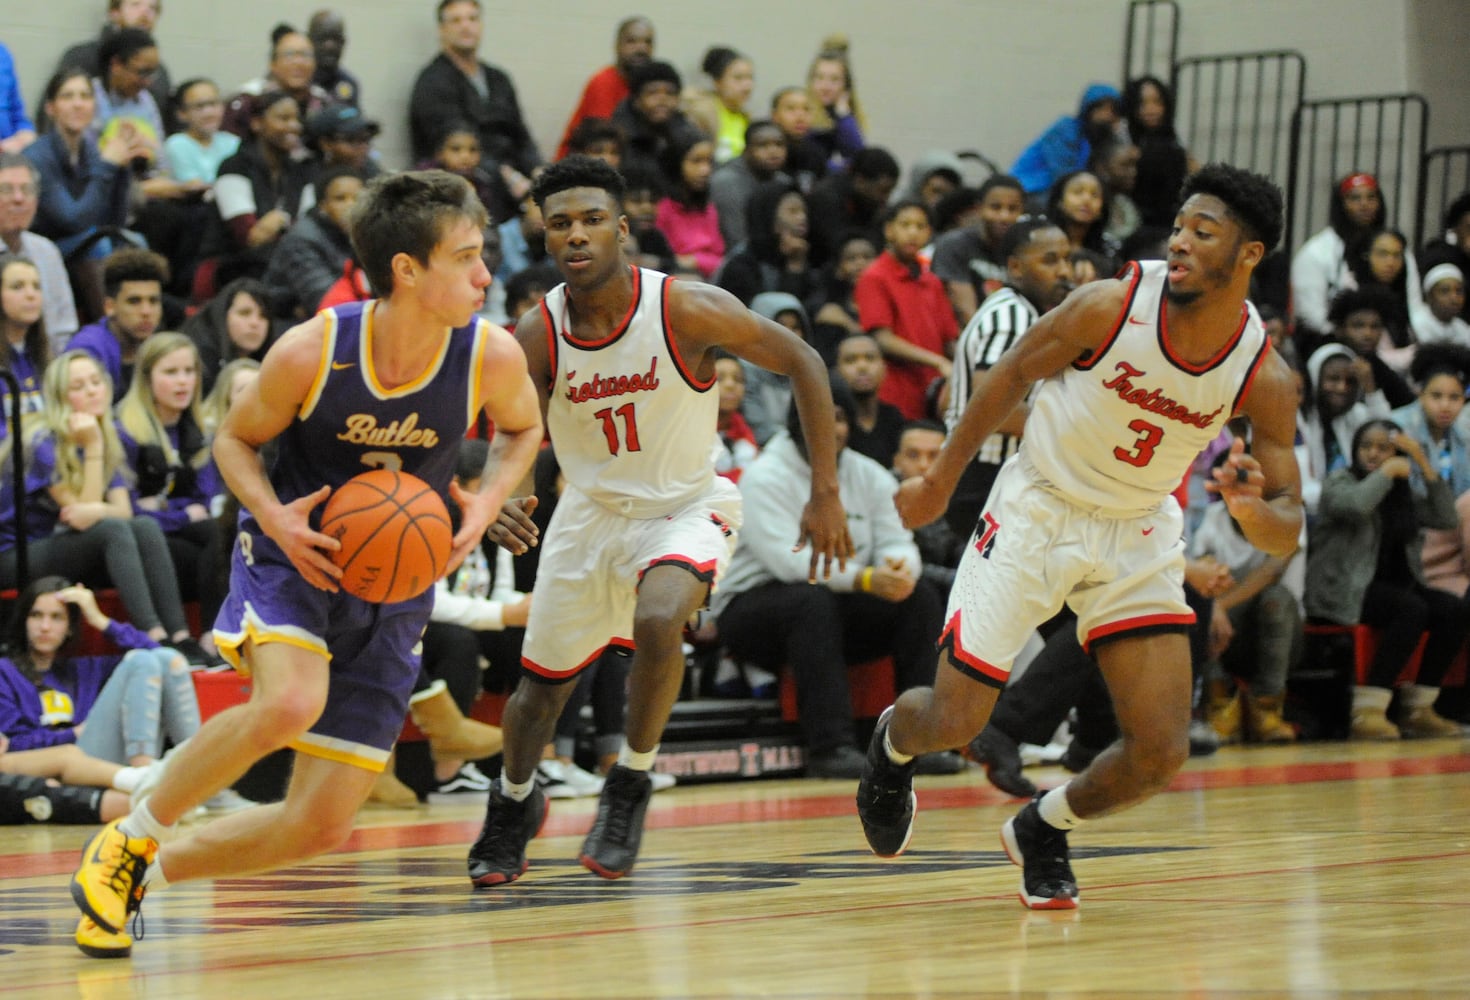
(661, 275), (716, 391)
(522, 636), (636, 680)
(1158, 299), (1250, 375)
(639, 553), (719, 584)
(937, 612), (1008, 688)
(1083, 612), (1196, 651)
(1074, 261), (1143, 371)
(540, 298), (558, 392)
(1230, 335), (1274, 416)
(560, 266), (642, 350)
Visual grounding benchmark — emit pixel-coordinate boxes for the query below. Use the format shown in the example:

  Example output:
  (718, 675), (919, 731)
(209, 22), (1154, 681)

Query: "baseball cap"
(308, 104), (380, 140)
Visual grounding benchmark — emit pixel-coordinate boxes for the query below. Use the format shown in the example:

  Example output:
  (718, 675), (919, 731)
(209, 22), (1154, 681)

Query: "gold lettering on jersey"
(1100, 362), (1223, 429)
(336, 413), (441, 448)
(564, 357), (661, 403)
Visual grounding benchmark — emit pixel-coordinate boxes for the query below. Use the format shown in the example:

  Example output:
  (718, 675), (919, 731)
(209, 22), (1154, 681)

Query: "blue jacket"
(1011, 84), (1121, 195)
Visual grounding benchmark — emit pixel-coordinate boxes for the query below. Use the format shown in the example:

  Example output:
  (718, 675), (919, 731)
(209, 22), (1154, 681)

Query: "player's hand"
(446, 480), (503, 575)
(795, 490), (852, 582)
(262, 485), (341, 592)
(1204, 437), (1264, 518)
(485, 495), (540, 554)
(895, 475), (949, 530)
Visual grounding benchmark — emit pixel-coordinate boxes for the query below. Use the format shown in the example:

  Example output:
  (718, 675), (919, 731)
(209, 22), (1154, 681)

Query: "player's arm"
(484, 308), (555, 555)
(1209, 350), (1304, 557)
(448, 323), (544, 572)
(897, 279), (1125, 528)
(670, 281), (854, 579)
(213, 315), (343, 590)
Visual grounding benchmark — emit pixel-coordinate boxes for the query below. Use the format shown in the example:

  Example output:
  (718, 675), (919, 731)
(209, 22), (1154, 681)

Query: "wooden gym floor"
(2, 737), (1468, 999)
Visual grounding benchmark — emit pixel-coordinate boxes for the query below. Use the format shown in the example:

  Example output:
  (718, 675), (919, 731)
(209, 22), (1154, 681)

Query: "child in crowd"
(424, 124), (504, 223)
(164, 79), (240, 185)
(565, 117), (625, 168)
(1412, 263), (1470, 348)
(655, 132), (723, 278)
(809, 232), (878, 363)
(770, 87), (826, 192)
(620, 165), (675, 272)
(713, 350), (758, 482)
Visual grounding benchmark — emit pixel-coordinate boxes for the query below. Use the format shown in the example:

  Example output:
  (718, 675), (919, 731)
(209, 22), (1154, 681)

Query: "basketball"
(319, 469), (454, 604)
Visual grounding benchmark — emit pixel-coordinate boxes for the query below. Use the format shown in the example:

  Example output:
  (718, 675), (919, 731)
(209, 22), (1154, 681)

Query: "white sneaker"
(537, 759), (604, 799)
(204, 788), (255, 814)
(435, 761), (493, 794)
(649, 771), (676, 793)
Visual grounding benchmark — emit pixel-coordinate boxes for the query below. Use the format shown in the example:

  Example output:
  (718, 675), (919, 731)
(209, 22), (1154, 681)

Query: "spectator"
(1345, 227), (1414, 368)
(1011, 83), (1122, 196)
(710, 120), (789, 249)
(0, 253), (50, 415)
(1419, 192), (1470, 323)
(1046, 169), (1117, 263)
(0, 735), (132, 826)
(163, 80), (239, 187)
(807, 146), (899, 266)
(770, 87), (827, 195)
(854, 198), (957, 421)
(714, 350), (758, 482)
(835, 331), (904, 468)
(65, 246), (165, 400)
(421, 123), (504, 222)
(806, 36), (867, 173)
(409, 0), (541, 188)
(655, 132), (722, 278)
(500, 263), (556, 328)
(554, 16), (654, 161)
(199, 357), (258, 436)
(180, 277), (279, 395)
(2, 350), (200, 656)
(891, 419), (965, 602)
(564, 117), (624, 169)
(1390, 342), (1470, 498)
(1121, 75), (1191, 231)
(742, 292), (812, 446)
(1305, 419), (1466, 739)
(930, 174), (1026, 323)
(1327, 287), (1415, 410)
(611, 61), (700, 182)
(1090, 138), (1142, 249)
(683, 47), (754, 165)
(716, 179), (815, 307)
(88, 28), (163, 156)
(0, 44), (37, 154)
(261, 166), (363, 319)
(1292, 172), (1421, 341)
(944, 218), (1074, 537)
(899, 152), (963, 217)
(713, 380), (956, 778)
(44, 0), (175, 135)
(619, 165), (674, 273)
(1411, 263), (1470, 348)
(306, 105), (382, 181)
(308, 9), (359, 107)
(492, 193), (546, 286)
(808, 231), (877, 363)
(221, 24), (333, 140)
(0, 154), (79, 349)
(1300, 343), (1383, 514)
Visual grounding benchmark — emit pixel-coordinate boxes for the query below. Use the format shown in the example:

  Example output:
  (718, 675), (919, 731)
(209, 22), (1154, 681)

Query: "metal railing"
(1122, 0), (1178, 88)
(0, 368), (27, 592)
(1173, 50), (1306, 189)
(1416, 145), (1470, 251)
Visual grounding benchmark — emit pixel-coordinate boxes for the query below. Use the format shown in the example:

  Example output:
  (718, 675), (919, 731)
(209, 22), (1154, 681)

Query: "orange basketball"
(319, 469), (454, 604)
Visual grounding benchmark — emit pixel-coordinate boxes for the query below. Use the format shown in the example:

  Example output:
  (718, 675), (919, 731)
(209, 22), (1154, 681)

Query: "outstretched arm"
(1209, 351), (1304, 557)
(670, 281), (853, 579)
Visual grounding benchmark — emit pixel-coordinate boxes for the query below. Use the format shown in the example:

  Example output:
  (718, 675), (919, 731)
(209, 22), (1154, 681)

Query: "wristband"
(860, 567), (874, 592)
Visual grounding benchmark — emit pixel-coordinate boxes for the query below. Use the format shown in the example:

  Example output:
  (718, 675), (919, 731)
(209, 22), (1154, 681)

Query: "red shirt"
(854, 250), (959, 420)
(555, 66), (630, 159)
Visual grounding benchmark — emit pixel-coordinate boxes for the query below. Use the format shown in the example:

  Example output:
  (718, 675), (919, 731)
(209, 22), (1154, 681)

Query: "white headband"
(1422, 262), (1464, 293)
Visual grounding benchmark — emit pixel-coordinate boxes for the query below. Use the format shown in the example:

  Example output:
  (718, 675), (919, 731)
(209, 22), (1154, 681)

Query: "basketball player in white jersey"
(859, 164), (1304, 909)
(467, 155), (852, 885)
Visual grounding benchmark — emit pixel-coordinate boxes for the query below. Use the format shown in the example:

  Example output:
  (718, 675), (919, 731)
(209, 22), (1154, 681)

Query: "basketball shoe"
(75, 914), (134, 959)
(579, 764), (653, 879)
(856, 706), (918, 857)
(467, 785), (547, 886)
(1000, 795), (1079, 910)
(71, 819), (156, 933)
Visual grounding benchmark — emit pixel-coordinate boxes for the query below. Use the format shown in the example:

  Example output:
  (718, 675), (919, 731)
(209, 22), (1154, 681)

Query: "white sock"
(1038, 784), (1082, 831)
(145, 856), (171, 893)
(618, 743), (658, 771)
(883, 725), (914, 765)
(120, 800), (173, 843)
(111, 766), (147, 793)
(500, 773), (534, 802)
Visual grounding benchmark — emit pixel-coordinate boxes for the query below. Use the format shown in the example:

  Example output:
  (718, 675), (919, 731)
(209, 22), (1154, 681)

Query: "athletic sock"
(883, 724), (915, 765)
(500, 774), (534, 802)
(617, 743), (658, 771)
(1038, 783), (1082, 831)
(120, 800), (172, 843)
(145, 857), (171, 893)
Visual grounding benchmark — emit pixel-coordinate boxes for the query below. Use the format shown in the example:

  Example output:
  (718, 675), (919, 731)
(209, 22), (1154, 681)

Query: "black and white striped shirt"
(944, 286), (1039, 467)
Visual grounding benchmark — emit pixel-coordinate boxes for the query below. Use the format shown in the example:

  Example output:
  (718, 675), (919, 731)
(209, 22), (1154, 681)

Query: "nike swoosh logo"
(1127, 316), (1148, 325)
(1142, 526), (1155, 535)
(331, 361), (355, 370)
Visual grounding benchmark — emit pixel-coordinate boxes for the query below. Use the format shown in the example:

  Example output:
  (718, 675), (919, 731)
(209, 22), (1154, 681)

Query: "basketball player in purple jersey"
(69, 171), (543, 957)
(467, 155), (852, 884)
(859, 164), (1304, 908)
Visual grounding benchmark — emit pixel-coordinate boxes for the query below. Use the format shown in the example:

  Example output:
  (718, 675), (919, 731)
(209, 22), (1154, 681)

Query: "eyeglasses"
(0, 183), (38, 198)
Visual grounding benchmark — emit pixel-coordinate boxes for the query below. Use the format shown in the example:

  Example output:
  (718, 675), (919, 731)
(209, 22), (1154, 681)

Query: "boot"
(1395, 684), (1463, 739)
(1350, 685), (1401, 741)
(368, 751), (421, 808)
(1206, 679), (1243, 743)
(1242, 693), (1296, 743)
(409, 680), (504, 762)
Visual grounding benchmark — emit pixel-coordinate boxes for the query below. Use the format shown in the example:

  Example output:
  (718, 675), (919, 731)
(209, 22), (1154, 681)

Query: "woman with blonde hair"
(1, 350), (207, 662)
(200, 357), (260, 436)
(116, 332), (226, 653)
(806, 35), (867, 171)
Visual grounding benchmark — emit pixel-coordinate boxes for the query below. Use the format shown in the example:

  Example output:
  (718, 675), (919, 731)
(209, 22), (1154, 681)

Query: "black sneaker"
(1000, 795), (1079, 910)
(969, 727), (1038, 798)
(855, 706), (918, 858)
(164, 637), (222, 669)
(467, 785), (547, 887)
(579, 764), (653, 879)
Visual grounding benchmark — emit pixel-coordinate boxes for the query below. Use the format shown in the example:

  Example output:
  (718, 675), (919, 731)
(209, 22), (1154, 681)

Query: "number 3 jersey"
(540, 266), (720, 518)
(1023, 260), (1271, 514)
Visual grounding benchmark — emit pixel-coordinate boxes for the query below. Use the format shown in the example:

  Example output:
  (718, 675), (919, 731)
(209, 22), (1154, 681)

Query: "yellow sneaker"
(75, 915), (132, 959)
(70, 819), (156, 933)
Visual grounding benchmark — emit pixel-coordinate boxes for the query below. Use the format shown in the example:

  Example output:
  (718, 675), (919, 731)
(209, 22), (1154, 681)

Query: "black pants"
(1359, 580), (1470, 688)
(165, 518), (227, 631)
(0, 773), (105, 825)
(418, 622), (526, 710)
(719, 579), (943, 754)
(554, 649), (632, 758)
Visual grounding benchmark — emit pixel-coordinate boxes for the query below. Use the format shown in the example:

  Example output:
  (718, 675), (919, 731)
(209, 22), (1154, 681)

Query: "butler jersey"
(540, 266), (720, 518)
(271, 300), (484, 508)
(1024, 260), (1271, 514)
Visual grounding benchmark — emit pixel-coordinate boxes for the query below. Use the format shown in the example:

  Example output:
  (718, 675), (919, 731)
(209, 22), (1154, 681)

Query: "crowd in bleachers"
(1, 0), (1467, 819)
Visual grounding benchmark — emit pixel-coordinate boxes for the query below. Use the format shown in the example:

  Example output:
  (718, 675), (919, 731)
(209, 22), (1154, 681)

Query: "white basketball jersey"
(1024, 260), (1271, 513)
(542, 267), (720, 517)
